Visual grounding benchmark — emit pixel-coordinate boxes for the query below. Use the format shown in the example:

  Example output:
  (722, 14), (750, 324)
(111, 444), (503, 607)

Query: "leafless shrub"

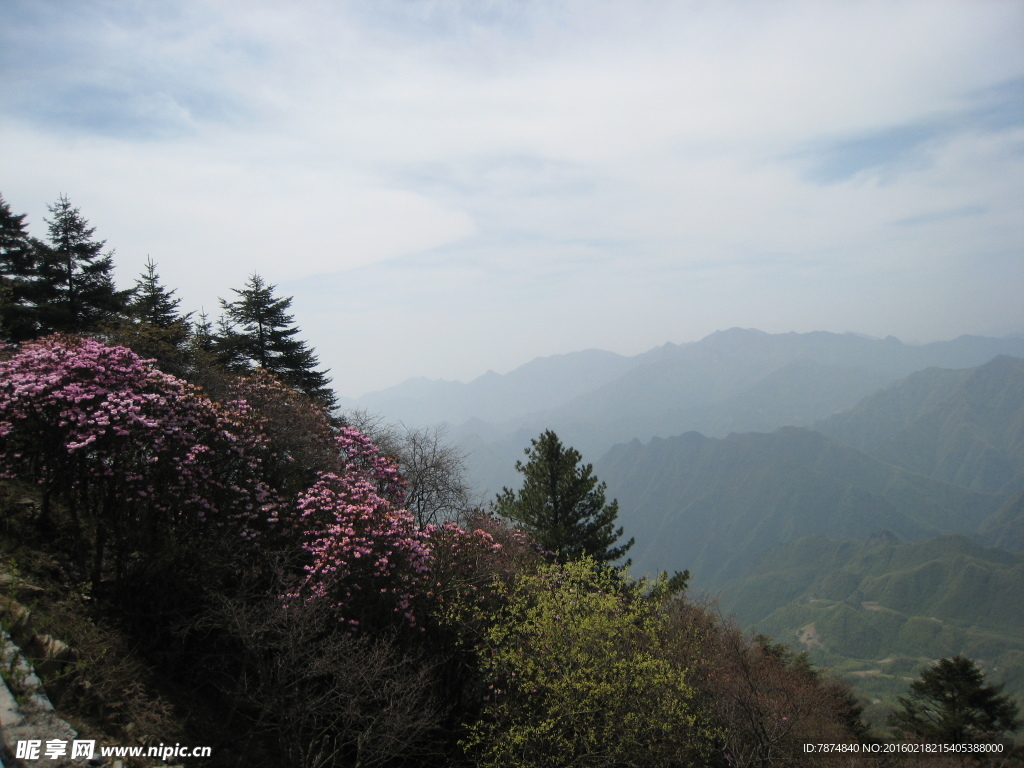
(193, 560), (441, 768)
(343, 410), (478, 527)
(664, 599), (879, 767)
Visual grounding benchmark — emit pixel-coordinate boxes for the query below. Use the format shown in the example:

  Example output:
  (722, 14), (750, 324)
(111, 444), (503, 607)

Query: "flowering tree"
(272, 425), (431, 629)
(227, 370), (341, 498)
(0, 335), (273, 588)
(333, 426), (407, 505)
(286, 470), (429, 630)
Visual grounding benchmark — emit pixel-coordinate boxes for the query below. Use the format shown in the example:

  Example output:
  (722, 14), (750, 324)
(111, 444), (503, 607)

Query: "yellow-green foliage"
(461, 558), (716, 767)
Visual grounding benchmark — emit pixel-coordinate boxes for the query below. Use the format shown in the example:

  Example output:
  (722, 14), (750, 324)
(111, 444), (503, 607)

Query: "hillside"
(814, 367), (971, 451)
(982, 491), (1024, 552)
(717, 533), (1024, 724)
(594, 427), (1004, 587)
(818, 355), (1024, 495)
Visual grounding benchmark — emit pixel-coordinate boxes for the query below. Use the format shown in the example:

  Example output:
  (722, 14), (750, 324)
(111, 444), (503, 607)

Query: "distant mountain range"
(352, 348), (641, 425)
(344, 328), (1024, 715)
(346, 329), (1024, 495)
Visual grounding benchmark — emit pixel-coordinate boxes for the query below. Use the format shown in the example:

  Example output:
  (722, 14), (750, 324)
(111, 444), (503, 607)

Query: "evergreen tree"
(217, 274), (335, 407)
(192, 309), (217, 355)
(130, 256), (190, 329)
(888, 655), (1021, 744)
(34, 194), (131, 334)
(108, 256), (193, 375)
(494, 429), (634, 565)
(0, 194), (40, 341)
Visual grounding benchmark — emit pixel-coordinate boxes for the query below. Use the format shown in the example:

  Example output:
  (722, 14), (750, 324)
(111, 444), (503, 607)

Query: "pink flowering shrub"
(226, 371), (342, 497)
(0, 335), (531, 633)
(333, 426), (407, 505)
(287, 469), (430, 629)
(0, 335), (273, 585)
(276, 426), (421, 630)
(281, 431), (547, 631)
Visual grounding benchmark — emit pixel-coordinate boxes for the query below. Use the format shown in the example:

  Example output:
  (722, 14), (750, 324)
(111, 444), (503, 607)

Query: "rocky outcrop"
(0, 595), (97, 768)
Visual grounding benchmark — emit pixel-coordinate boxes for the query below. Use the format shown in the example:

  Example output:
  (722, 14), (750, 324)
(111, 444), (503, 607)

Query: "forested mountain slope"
(983, 490), (1024, 552)
(818, 355), (1024, 495)
(594, 428), (1003, 587)
(717, 533), (1024, 721)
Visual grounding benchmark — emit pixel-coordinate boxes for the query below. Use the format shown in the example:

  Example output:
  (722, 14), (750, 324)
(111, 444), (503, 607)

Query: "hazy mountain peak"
(867, 529), (901, 544)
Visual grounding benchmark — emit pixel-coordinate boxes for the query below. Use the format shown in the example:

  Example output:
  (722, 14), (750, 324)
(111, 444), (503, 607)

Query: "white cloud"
(1, 0), (1021, 395)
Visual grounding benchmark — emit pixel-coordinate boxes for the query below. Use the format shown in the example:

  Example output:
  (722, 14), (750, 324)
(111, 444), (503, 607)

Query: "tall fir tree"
(192, 309), (217, 355)
(0, 194), (40, 341)
(494, 429), (634, 565)
(217, 274), (335, 408)
(130, 256), (190, 329)
(889, 655), (1021, 744)
(108, 256), (194, 375)
(34, 195), (131, 335)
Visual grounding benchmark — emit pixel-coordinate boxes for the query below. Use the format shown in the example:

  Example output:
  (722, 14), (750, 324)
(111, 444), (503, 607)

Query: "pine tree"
(217, 274), (335, 408)
(0, 194), (40, 341)
(494, 429), (634, 565)
(34, 195), (131, 334)
(888, 655), (1021, 744)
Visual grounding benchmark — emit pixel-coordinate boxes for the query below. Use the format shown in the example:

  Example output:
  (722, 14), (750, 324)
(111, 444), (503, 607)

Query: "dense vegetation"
(0, 335), (879, 767)
(889, 656), (1020, 745)
(718, 533), (1024, 725)
(2, 192), (1021, 766)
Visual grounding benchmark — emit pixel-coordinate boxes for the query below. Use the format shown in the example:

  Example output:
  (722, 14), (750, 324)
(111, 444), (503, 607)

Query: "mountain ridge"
(351, 329), (1024, 429)
(818, 355), (1024, 494)
(594, 427), (1004, 588)
(346, 330), (1024, 496)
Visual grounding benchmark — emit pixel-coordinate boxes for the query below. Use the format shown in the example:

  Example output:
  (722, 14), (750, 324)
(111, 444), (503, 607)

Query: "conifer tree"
(34, 194), (131, 334)
(494, 429), (634, 565)
(889, 655), (1021, 744)
(192, 309), (217, 355)
(130, 256), (190, 329)
(0, 194), (40, 341)
(217, 274), (335, 408)
(110, 256), (193, 375)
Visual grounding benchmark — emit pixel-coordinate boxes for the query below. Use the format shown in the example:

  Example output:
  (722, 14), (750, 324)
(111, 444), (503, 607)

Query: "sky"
(2, 0), (1022, 397)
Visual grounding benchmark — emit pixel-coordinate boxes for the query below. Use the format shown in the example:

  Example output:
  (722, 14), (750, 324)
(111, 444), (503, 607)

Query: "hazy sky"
(2, 1), (1022, 396)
